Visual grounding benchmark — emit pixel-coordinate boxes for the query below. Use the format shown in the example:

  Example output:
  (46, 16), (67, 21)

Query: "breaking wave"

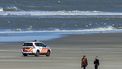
(0, 8), (3, 12)
(0, 26), (122, 42)
(0, 6), (20, 12)
(0, 11), (122, 17)
(0, 26), (121, 34)
(3, 6), (19, 11)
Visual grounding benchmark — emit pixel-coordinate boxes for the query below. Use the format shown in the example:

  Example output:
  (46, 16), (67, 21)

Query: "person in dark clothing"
(94, 56), (100, 69)
(81, 55), (88, 69)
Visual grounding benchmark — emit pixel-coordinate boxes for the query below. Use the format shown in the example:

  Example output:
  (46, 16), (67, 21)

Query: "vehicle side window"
(35, 43), (40, 46)
(35, 43), (46, 47)
(42, 44), (46, 47)
(23, 43), (33, 46)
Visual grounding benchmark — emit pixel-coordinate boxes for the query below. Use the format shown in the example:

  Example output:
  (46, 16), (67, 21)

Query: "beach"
(0, 33), (122, 69)
(0, 0), (122, 69)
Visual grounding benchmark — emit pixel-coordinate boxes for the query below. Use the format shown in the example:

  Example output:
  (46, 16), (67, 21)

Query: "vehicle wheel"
(35, 50), (40, 57)
(23, 53), (28, 56)
(46, 50), (50, 57)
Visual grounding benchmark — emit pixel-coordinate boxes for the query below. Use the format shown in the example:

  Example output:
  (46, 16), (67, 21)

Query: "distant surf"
(0, 26), (122, 42)
(0, 26), (121, 34)
(0, 6), (20, 12)
(0, 11), (122, 17)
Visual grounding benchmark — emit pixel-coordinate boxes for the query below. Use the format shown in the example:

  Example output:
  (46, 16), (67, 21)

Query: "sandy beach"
(0, 33), (122, 69)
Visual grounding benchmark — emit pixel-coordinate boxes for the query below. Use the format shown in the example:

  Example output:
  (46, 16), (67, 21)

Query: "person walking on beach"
(94, 56), (100, 69)
(81, 55), (88, 69)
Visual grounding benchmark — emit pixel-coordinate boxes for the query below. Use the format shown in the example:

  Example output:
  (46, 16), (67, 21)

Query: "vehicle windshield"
(23, 43), (33, 46)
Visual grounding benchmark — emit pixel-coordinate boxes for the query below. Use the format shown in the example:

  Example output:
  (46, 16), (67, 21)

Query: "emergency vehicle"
(21, 41), (51, 57)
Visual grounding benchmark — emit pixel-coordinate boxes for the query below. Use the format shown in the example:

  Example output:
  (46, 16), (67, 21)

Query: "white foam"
(0, 11), (122, 16)
(0, 26), (122, 42)
(0, 26), (121, 34)
(0, 8), (3, 12)
(4, 6), (18, 11)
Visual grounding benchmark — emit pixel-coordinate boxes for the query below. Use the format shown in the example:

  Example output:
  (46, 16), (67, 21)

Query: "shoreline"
(1, 32), (122, 43)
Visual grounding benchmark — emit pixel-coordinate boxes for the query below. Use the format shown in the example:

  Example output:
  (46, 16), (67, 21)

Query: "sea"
(0, 0), (122, 42)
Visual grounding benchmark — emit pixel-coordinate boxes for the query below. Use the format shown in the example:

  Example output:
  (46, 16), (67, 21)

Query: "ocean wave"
(0, 26), (121, 34)
(0, 6), (20, 12)
(0, 11), (122, 16)
(0, 26), (122, 42)
(3, 6), (18, 11)
(0, 8), (3, 12)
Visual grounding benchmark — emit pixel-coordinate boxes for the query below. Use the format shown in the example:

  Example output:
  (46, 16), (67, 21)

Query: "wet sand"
(0, 33), (122, 69)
